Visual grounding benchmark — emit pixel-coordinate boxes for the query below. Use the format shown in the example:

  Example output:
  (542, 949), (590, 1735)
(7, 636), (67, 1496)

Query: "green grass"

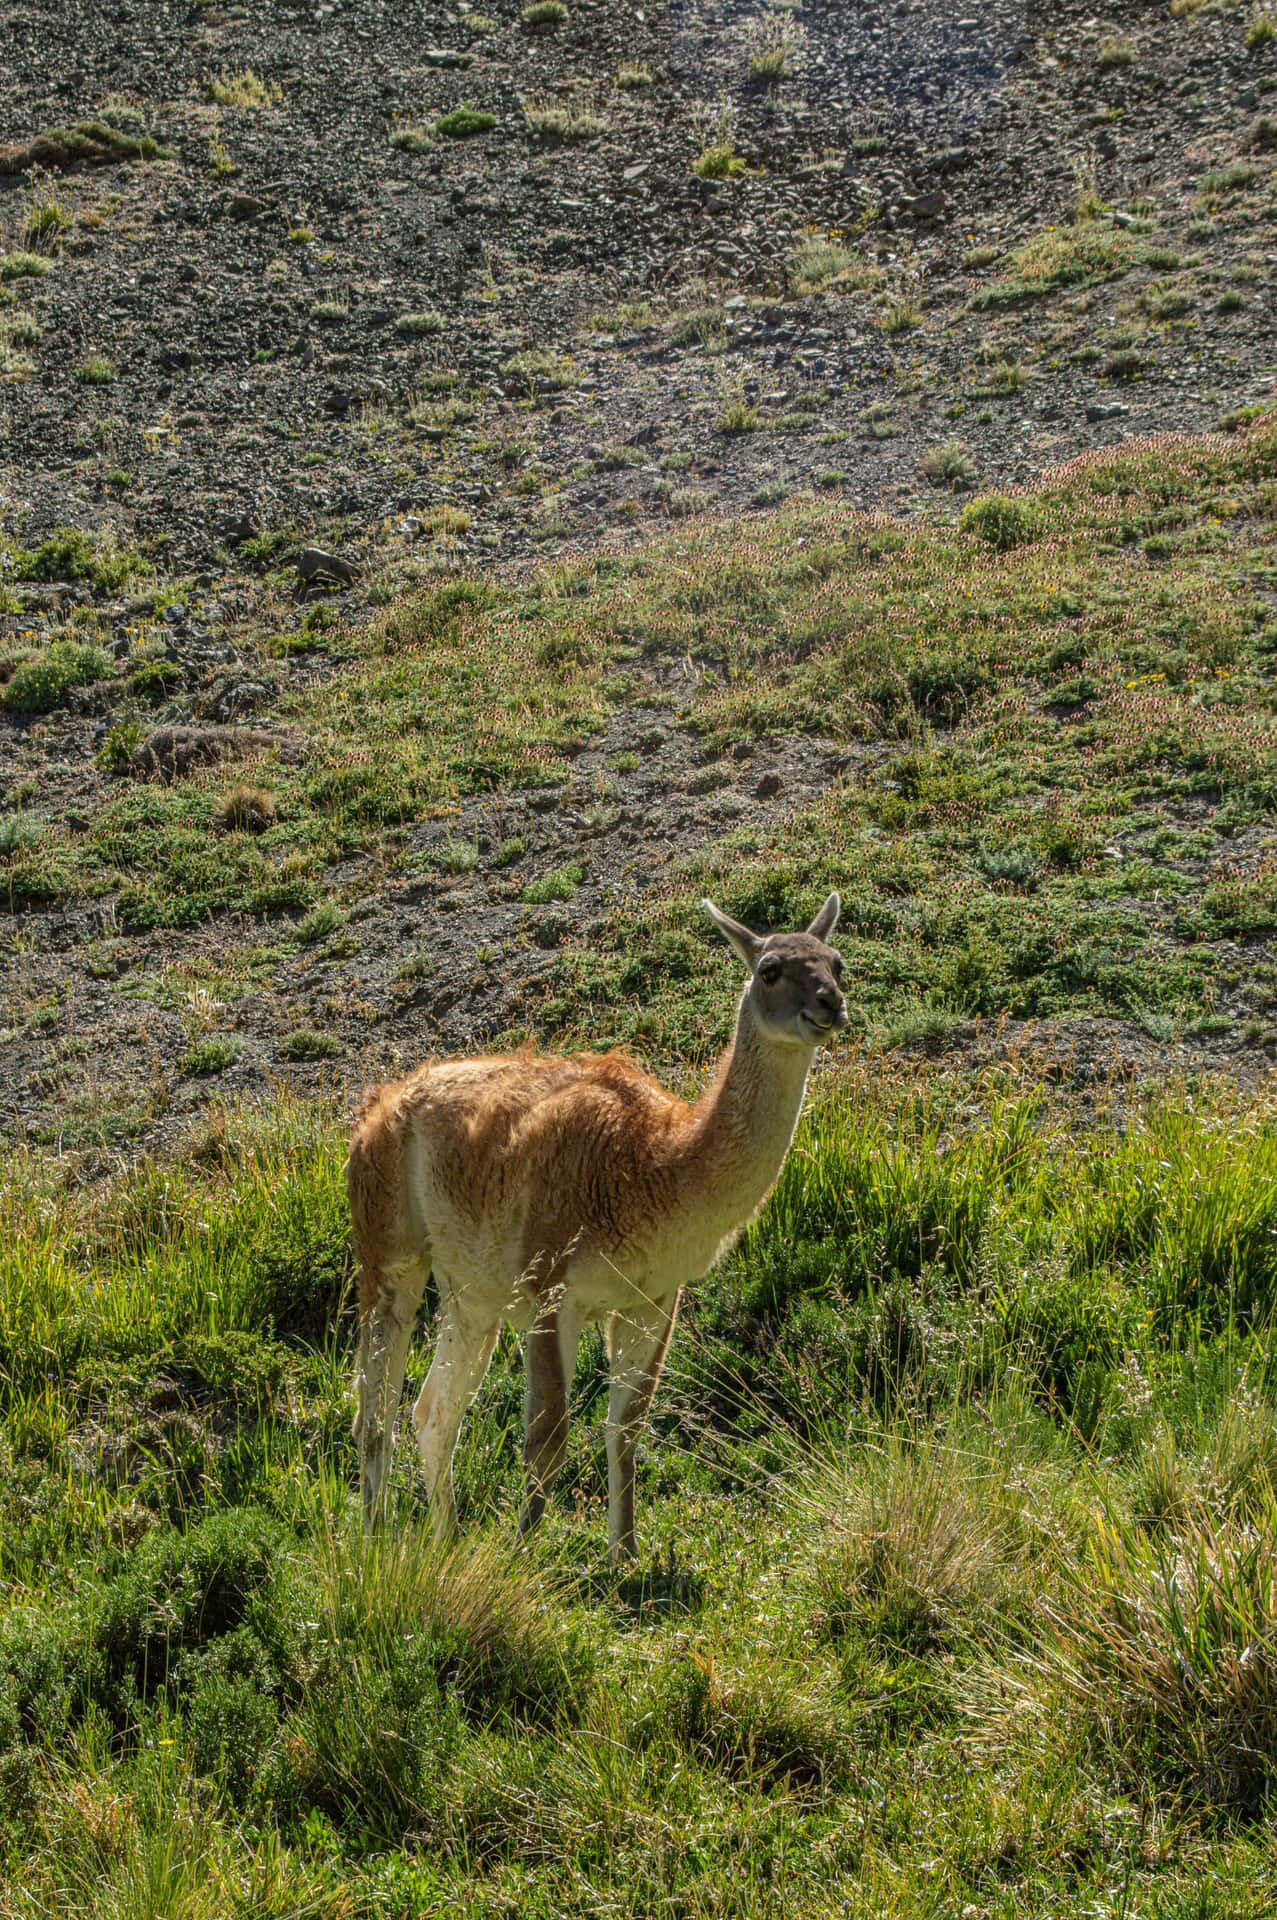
(179, 1034), (244, 1076)
(436, 105), (497, 138)
(0, 252), (54, 280)
(5, 1072), (1277, 1908)
(970, 220), (1142, 306)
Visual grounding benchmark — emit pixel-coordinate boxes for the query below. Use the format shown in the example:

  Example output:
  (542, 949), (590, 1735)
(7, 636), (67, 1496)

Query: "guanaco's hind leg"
(410, 1300), (501, 1541)
(605, 1291), (681, 1562)
(354, 1260), (428, 1528)
(519, 1298), (584, 1537)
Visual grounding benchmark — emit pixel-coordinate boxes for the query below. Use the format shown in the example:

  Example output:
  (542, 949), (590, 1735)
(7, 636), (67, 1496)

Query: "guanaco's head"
(703, 893), (848, 1048)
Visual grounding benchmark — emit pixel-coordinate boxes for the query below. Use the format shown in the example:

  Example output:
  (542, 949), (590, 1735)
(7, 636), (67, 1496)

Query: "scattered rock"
(295, 547), (360, 586)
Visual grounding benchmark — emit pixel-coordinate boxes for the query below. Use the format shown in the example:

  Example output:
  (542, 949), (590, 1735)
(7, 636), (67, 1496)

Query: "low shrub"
(958, 493), (1037, 550)
(3, 639), (113, 714)
(436, 106), (496, 138)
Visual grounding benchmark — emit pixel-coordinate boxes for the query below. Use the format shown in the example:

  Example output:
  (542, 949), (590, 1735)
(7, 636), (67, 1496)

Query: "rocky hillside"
(1, 0), (1275, 1153)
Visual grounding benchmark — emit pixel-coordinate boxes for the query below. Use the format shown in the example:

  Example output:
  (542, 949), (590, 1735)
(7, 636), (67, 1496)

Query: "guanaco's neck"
(678, 989), (814, 1210)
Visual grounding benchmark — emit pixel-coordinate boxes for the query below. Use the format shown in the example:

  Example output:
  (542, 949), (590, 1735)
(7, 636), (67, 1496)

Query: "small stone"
(756, 771), (783, 799)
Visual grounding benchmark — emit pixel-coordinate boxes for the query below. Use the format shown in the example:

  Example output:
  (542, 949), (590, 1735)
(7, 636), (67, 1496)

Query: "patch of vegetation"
(281, 1028), (341, 1061)
(5, 1066), (1277, 1908)
(129, 656), (182, 702)
(716, 393), (762, 433)
(522, 99), (608, 141)
(2, 638), (113, 714)
(957, 493), (1037, 549)
(501, 347), (573, 393)
(671, 305), (728, 348)
(96, 719), (145, 772)
(786, 236), (877, 297)
(0, 251), (54, 280)
(1248, 5), (1277, 48)
(394, 310), (445, 335)
(1097, 34), (1135, 68)
(746, 8), (804, 81)
(1198, 159), (1259, 195)
(692, 111), (746, 179)
(215, 785), (277, 835)
(919, 440), (976, 490)
(523, 862), (585, 903)
(12, 526), (141, 590)
(388, 122), (433, 153)
(180, 1034), (244, 1075)
(970, 222), (1139, 306)
(523, 0), (568, 23)
(205, 69), (284, 109)
(0, 119), (173, 171)
(436, 105), (497, 138)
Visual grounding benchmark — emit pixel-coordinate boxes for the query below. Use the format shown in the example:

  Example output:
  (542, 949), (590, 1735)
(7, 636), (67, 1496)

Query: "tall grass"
(3, 1074), (1277, 1907)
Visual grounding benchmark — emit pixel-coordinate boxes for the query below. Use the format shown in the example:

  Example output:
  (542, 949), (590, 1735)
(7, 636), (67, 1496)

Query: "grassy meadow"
(3, 1064), (1277, 1915)
(4, 415), (1277, 1913)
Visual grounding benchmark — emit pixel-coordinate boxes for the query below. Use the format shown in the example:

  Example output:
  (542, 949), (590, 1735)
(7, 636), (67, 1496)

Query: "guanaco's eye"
(830, 952), (844, 979)
(758, 957), (782, 985)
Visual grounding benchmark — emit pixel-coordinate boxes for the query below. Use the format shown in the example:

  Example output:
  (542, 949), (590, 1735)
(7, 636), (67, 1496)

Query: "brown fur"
(349, 894), (848, 1556)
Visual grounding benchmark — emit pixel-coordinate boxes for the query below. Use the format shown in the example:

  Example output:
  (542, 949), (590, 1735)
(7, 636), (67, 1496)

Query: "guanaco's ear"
(806, 891), (842, 942)
(703, 899), (763, 972)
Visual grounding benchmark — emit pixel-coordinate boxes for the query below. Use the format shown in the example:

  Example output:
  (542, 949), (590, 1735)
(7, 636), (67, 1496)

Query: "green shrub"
(129, 656), (182, 701)
(0, 1607), (78, 1748)
(523, 863), (584, 903)
(0, 252), (54, 280)
(1198, 160), (1258, 196)
(13, 525), (139, 589)
(3, 640), (113, 714)
(180, 1628), (284, 1803)
(920, 441), (976, 490)
(958, 493), (1038, 550)
(281, 1029), (341, 1062)
(500, 347), (572, 393)
(96, 719), (145, 771)
(86, 1509), (287, 1723)
(1097, 35), (1135, 68)
(692, 142), (745, 181)
(436, 106), (497, 138)
(394, 310), (445, 335)
(271, 1634), (463, 1834)
(294, 901), (344, 945)
(180, 1035), (243, 1076)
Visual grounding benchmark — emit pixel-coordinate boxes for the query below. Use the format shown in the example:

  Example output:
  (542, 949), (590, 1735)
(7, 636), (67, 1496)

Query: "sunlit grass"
(3, 1067), (1277, 1903)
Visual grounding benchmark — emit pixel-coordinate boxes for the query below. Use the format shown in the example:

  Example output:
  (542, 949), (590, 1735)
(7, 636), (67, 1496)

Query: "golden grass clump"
(215, 784), (276, 834)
